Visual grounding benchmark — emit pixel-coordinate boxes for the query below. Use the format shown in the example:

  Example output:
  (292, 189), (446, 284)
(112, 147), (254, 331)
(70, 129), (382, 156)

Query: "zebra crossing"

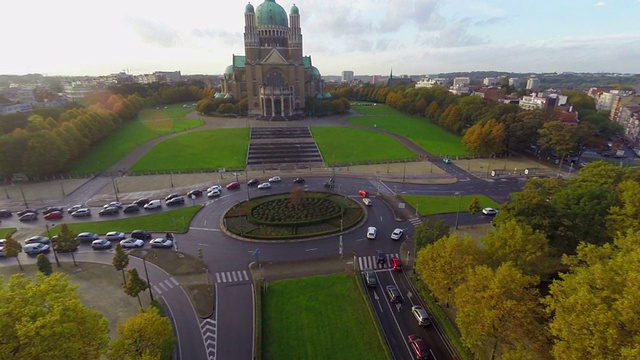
(358, 253), (400, 270)
(152, 277), (179, 295)
(200, 318), (217, 360)
(215, 270), (250, 284)
(369, 179), (395, 195)
(409, 218), (423, 226)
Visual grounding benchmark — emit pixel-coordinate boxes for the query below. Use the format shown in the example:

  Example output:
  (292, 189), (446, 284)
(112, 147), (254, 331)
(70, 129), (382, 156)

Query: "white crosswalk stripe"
(358, 253), (400, 270)
(369, 180), (395, 195)
(214, 270), (250, 284)
(409, 218), (423, 226)
(151, 278), (177, 295)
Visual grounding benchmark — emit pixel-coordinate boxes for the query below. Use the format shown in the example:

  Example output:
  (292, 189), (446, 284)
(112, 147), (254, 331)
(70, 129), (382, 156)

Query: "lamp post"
(111, 176), (119, 202)
(141, 253), (154, 303)
(20, 186), (28, 208)
(454, 192), (462, 230)
(46, 223), (60, 267)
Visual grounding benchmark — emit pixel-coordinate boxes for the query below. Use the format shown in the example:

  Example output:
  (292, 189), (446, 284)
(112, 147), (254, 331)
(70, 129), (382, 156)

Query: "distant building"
(415, 77), (447, 89)
(519, 92), (568, 111)
(383, 70), (412, 87)
(509, 77), (520, 88)
(483, 77), (496, 86)
(0, 102), (32, 114)
(341, 71), (354, 83)
(526, 76), (540, 90)
(472, 87), (502, 102)
(450, 77), (470, 95)
(154, 71), (182, 83)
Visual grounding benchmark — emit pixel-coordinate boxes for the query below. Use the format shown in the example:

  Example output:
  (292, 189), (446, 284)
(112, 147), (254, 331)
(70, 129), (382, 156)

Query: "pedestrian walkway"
(200, 318), (217, 360)
(408, 218), (423, 226)
(152, 277), (179, 295)
(215, 270), (250, 284)
(358, 253), (400, 270)
(369, 179), (395, 195)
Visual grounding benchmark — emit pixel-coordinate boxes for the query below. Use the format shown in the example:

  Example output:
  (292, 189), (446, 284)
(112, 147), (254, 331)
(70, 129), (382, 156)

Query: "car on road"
(143, 200), (162, 210)
(443, 157), (452, 164)
(408, 334), (430, 359)
(362, 198), (372, 206)
(19, 213), (38, 222)
(24, 243), (50, 255)
(411, 306), (431, 326)
(133, 198), (150, 206)
(482, 207), (499, 216)
(150, 237), (174, 248)
(99, 207), (119, 216)
(293, 177), (305, 184)
(71, 208), (91, 218)
(247, 178), (260, 186)
(120, 238), (144, 248)
(25, 236), (51, 245)
(207, 189), (221, 198)
(386, 285), (402, 303)
(359, 190), (369, 197)
(390, 228), (404, 240)
(391, 257), (403, 272)
(103, 201), (122, 209)
(130, 230), (152, 241)
(207, 185), (222, 192)
(166, 196), (185, 206)
(0, 209), (11, 217)
(376, 250), (386, 267)
(76, 232), (100, 243)
(187, 189), (203, 197)
(91, 239), (113, 250)
(165, 193), (181, 201)
(43, 206), (65, 215)
(43, 211), (64, 220)
(362, 270), (378, 288)
(366, 226), (377, 239)
(257, 182), (271, 189)
(123, 204), (140, 213)
(17, 209), (38, 217)
(226, 182), (240, 190)
(105, 231), (126, 241)
(67, 204), (83, 214)
(268, 176), (281, 182)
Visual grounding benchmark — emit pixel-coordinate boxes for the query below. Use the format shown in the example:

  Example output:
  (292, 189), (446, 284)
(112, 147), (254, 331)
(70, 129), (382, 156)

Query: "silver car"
(120, 238), (144, 248)
(24, 243), (50, 255)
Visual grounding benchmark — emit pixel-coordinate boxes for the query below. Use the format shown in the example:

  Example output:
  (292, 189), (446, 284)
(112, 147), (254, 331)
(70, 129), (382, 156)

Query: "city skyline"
(2, 0), (640, 77)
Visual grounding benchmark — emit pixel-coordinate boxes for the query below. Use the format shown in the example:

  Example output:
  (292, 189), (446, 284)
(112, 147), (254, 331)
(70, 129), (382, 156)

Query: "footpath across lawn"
(402, 194), (500, 216)
(262, 274), (389, 360)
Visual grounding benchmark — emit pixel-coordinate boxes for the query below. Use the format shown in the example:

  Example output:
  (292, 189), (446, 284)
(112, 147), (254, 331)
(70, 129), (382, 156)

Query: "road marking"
(200, 318), (217, 360)
(169, 277), (178, 286)
(409, 218), (422, 226)
(198, 243), (210, 247)
(305, 248), (318, 251)
(358, 253), (399, 270)
(190, 227), (220, 231)
(214, 270), (250, 284)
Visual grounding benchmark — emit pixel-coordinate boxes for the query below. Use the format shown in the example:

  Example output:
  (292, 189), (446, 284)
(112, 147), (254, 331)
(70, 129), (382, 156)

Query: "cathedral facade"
(220, 1), (325, 119)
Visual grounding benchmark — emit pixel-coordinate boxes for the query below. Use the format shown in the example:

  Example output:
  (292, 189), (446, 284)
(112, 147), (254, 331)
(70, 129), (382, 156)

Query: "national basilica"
(219, 0), (328, 119)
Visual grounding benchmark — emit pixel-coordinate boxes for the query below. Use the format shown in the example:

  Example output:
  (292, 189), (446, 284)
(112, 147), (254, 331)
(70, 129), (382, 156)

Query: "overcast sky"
(3, 0), (639, 77)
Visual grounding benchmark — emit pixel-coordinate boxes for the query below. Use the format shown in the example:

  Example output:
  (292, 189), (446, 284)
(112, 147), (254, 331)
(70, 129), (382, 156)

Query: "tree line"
(414, 161), (640, 359)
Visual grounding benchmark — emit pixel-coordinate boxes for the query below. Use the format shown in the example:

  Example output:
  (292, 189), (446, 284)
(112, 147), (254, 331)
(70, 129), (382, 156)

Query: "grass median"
(401, 194), (500, 216)
(0, 228), (16, 238)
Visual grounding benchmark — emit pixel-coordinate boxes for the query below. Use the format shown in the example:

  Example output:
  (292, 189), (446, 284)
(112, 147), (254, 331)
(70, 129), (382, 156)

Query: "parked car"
(0, 209), (12, 217)
(390, 228), (404, 240)
(391, 257), (403, 272)
(257, 182), (272, 189)
(42, 206), (64, 215)
(187, 189), (203, 198)
(24, 243), (50, 255)
(359, 190), (369, 197)
(386, 285), (402, 303)
(144, 200), (162, 210)
(207, 189), (221, 198)
(71, 208), (91, 217)
(91, 239), (113, 250)
(25, 236), (51, 245)
(44, 211), (64, 220)
(293, 177), (305, 184)
(19, 213), (38, 222)
(268, 176), (281, 182)
(408, 334), (430, 360)
(105, 231), (126, 241)
(482, 208), (499, 216)
(99, 207), (119, 216)
(362, 270), (378, 288)
(366, 226), (377, 239)
(165, 193), (181, 201)
(411, 305), (431, 326)
(67, 204), (83, 214)
(130, 230), (152, 241)
(103, 201), (122, 209)
(17, 209), (38, 217)
(226, 182), (240, 190)
(150, 237), (174, 248)
(123, 204), (140, 213)
(120, 238), (144, 248)
(76, 232), (100, 243)
(166, 196), (185, 206)
(247, 179), (260, 186)
(133, 198), (150, 206)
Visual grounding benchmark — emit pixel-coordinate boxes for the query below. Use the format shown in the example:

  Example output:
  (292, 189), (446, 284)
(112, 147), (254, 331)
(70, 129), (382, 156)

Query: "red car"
(43, 211), (64, 220)
(359, 189), (369, 197)
(226, 181), (241, 190)
(391, 257), (403, 272)
(408, 334), (430, 359)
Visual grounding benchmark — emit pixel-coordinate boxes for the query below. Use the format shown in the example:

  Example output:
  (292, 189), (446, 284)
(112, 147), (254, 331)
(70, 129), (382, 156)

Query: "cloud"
(126, 17), (180, 47)
(191, 28), (241, 47)
(593, 1), (606, 6)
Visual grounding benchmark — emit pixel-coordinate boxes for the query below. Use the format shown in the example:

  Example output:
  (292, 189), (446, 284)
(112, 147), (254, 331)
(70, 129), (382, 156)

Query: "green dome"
(256, 0), (288, 27)
(312, 66), (321, 76)
(215, 93), (225, 99)
(224, 65), (234, 75)
(224, 93), (234, 99)
(323, 92), (332, 99)
(290, 4), (299, 15)
(245, 2), (254, 13)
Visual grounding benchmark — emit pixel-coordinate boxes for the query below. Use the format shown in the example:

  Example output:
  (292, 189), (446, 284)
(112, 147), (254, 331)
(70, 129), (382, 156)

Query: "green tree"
(36, 253), (53, 275)
(415, 234), (484, 307)
(607, 180), (640, 235)
(468, 197), (481, 228)
(0, 273), (110, 359)
(414, 219), (450, 250)
(537, 121), (577, 157)
(456, 263), (551, 359)
(108, 306), (175, 360)
(482, 219), (549, 275)
(113, 243), (130, 284)
(3, 234), (23, 271)
(55, 223), (79, 266)
(123, 268), (149, 310)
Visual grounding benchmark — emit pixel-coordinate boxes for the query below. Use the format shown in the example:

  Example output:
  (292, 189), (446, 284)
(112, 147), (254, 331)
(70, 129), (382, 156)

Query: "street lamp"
(46, 223), (60, 267)
(141, 251), (154, 303)
(454, 192), (462, 230)
(111, 175), (119, 202)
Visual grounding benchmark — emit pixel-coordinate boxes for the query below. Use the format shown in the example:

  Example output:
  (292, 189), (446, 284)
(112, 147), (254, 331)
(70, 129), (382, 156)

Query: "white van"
(143, 200), (162, 210)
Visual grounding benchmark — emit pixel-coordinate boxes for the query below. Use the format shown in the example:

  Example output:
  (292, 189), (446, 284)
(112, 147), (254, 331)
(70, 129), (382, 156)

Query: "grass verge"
(311, 126), (416, 164)
(401, 194), (500, 216)
(262, 274), (389, 360)
(255, 279), (264, 360)
(351, 103), (404, 116)
(0, 228), (17, 238)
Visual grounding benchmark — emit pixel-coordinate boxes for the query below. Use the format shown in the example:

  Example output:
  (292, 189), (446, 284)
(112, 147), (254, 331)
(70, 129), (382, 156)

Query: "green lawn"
(401, 194), (500, 216)
(45, 206), (202, 236)
(311, 126), (416, 164)
(131, 128), (249, 172)
(348, 113), (470, 156)
(263, 274), (389, 360)
(351, 104), (404, 116)
(69, 116), (204, 175)
(0, 228), (16, 238)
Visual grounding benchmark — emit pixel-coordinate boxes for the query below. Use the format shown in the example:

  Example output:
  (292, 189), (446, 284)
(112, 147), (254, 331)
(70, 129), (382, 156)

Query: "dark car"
(71, 208), (91, 218)
(166, 196), (185, 206)
(165, 193), (181, 201)
(408, 334), (430, 360)
(293, 177), (305, 184)
(226, 181), (241, 190)
(130, 230), (152, 241)
(0, 209), (12, 217)
(17, 209), (38, 217)
(25, 236), (51, 245)
(99, 207), (119, 216)
(43, 211), (64, 220)
(19, 213), (37, 222)
(75, 232), (100, 243)
(362, 270), (378, 288)
(376, 250), (386, 267)
(386, 285), (402, 303)
(123, 204), (140, 213)
(42, 206), (64, 215)
(187, 189), (203, 198)
(247, 178), (260, 186)
(133, 198), (150, 206)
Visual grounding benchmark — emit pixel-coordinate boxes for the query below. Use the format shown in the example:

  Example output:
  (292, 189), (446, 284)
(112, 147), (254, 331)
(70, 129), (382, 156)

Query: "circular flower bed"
(250, 197), (341, 225)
